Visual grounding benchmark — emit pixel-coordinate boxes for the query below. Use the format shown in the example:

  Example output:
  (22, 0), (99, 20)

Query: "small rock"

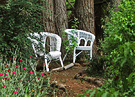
(57, 84), (66, 92)
(82, 62), (90, 66)
(74, 63), (81, 66)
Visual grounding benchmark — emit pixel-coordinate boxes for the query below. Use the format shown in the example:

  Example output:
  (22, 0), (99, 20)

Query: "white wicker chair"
(27, 32), (64, 72)
(64, 29), (95, 63)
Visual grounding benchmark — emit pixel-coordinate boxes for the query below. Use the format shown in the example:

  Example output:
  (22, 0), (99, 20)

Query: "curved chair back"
(27, 32), (63, 72)
(64, 29), (95, 63)
(65, 29), (95, 47)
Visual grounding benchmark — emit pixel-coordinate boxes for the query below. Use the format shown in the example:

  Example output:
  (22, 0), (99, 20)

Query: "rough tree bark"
(42, 0), (55, 33)
(54, 0), (68, 35)
(74, 0), (95, 33)
(42, 0), (68, 34)
(54, 0), (68, 57)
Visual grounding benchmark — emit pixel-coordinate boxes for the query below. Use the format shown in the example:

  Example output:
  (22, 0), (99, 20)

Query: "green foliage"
(62, 18), (79, 56)
(62, 30), (78, 55)
(102, 0), (135, 78)
(102, 0), (135, 96)
(71, 17), (79, 29)
(0, 0), (44, 60)
(66, 0), (75, 16)
(81, 0), (135, 96)
(0, 51), (50, 96)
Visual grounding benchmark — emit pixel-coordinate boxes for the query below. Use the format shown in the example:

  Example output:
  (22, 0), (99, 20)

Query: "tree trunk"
(74, 0), (95, 33)
(42, 0), (55, 33)
(54, 0), (68, 57)
(54, 0), (68, 35)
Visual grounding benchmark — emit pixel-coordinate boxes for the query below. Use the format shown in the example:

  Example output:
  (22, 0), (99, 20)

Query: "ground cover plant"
(0, 49), (50, 96)
(79, 0), (135, 97)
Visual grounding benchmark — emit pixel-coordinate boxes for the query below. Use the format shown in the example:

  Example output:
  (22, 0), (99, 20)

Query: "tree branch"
(66, 0), (75, 9)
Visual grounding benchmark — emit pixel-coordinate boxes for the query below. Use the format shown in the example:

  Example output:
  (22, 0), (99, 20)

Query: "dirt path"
(49, 64), (99, 97)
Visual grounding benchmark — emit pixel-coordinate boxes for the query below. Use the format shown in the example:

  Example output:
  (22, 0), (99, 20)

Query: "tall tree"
(42, 0), (56, 33)
(54, 0), (68, 57)
(42, 0), (68, 35)
(74, 0), (95, 33)
(54, 0), (68, 36)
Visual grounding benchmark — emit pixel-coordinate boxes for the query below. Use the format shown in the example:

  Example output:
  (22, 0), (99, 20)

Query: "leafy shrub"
(0, 0), (44, 60)
(62, 30), (78, 62)
(102, 0), (135, 81)
(80, 0), (135, 96)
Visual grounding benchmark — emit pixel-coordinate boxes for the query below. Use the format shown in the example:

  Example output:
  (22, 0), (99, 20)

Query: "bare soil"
(37, 61), (104, 97)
